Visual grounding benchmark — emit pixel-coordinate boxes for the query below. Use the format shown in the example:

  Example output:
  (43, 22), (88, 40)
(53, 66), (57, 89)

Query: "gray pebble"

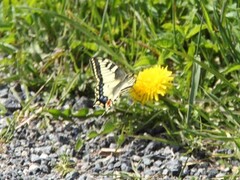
(121, 162), (131, 172)
(40, 164), (50, 173)
(150, 166), (161, 172)
(162, 146), (172, 156)
(200, 162), (209, 168)
(49, 157), (57, 167)
(132, 155), (141, 162)
(21, 150), (29, 157)
(190, 167), (197, 175)
(137, 164), (144, 171)
(162, 168), (169, 175)
(107, 163), (114, 171)
(93, 162), (103, 173)
(65, 171), (80, 180)
(29, 163), (40, 174)
(4, 97), (21, 111)
(182, 167), (190, 177)
(179, 156), (188, 163)
(0, 86), (8, 98)
(113, 161), (121, 168)
(107, 156), (116, 165)
(56, 144), (71, 155)
(49, 153), (58, 158)
(41, 146), (52, 154)
(20, 139), (28, 147)
(166, 159), (182, 176)
(72, 96), (90, 110)
(109, 143), (117, 149)
(153, 160), (162, 167)
(106, 133), (115, 144)
(144, 142), (162, 154)
(78, 174), (94, 180)
(208, 169), (218, 178)
(39, 153), (49, 160)
(59, 135), (69, 144)
(82, 154), (90, 163)
(30, 154), (41, 163)
(144, 169), (155, 175)
(80, 163), (89, 171)
(48, 134), (58, 142)
(14, 146), (24, 157)
(142, 157), (152, 166)
(195, 168), (206, 176)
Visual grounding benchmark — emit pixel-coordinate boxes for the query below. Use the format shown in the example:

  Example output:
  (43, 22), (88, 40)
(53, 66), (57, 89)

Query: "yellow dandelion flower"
(131, 65), (174, 104)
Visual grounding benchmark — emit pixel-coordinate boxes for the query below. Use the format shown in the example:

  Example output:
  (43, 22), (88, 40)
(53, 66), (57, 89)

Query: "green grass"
(54, 154), (76, 177)
(0, 0), (240, 178)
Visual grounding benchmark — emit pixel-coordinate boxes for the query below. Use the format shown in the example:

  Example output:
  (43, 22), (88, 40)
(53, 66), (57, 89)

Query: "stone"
(142, 157), (152, 166)
(30, 154), (40, 163)
(109, 143), (117, 149)
(65, 171), (80, 180)
(113, 161), (121, 168)
(107, 163), (114, 171)
(208, 169), (218, 178)
(39, 153), (49, 161)
(137, 164), (144, 171)
(40, 164), (50, 173)
(4, 97), (21, 111)
(150, 166), (161, 172)
(29, 163), (40, 175)
(56, 144), (71, 155)
(144, 142), (162, 154)
(41, 146), (52, 154)
(0, 86), (8, 98)
(21, 150), (29, 157)
(195, 168), (205, 176)
(162, 168), (169, 175)
(163, 146), (172, 155)
(121, 162), (131, 172)
(153, 160), (162, 167)
(93, 162), (103, 173)
(14, 146), (24, 157)
(166, 159), (182, 176)
(132, 155), (141, 162)
(144, 169), (154, 175)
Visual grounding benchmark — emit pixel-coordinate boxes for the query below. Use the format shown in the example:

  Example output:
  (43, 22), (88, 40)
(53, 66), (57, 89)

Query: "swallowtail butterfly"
(90, 57), (135, 111)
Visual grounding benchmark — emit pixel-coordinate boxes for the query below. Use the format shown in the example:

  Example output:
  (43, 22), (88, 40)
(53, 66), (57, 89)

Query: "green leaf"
(92, 109), (105, 116)
(186, 24), (207, 39)
(75, 137), (84, 152)
(88, 131), (99, 139)
(48, 109), (62, 116)
(133, 55), (156, 68)
(0, 103), (7, 115)
(47, 108), (71, 119)
(73, 108), (89, 118)
(223, 64), (240, 75)
(101, 121), (116, 135)
(186, 55), (201, 124)
(61, 109), (71, 117)
(117, 132), (125, 148)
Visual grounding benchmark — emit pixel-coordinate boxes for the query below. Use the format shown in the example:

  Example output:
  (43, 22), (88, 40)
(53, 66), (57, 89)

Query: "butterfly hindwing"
(90, 57), (135, 110)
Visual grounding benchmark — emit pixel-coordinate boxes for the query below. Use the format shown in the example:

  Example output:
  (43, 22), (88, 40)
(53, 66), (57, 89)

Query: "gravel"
(0, 84), (239, 179)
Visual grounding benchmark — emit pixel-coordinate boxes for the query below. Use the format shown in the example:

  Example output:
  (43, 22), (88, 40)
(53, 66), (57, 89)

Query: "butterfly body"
(90, 57), (135, 110)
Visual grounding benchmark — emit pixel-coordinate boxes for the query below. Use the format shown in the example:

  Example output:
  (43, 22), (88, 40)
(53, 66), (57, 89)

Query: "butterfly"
(90, 57), (135, 111)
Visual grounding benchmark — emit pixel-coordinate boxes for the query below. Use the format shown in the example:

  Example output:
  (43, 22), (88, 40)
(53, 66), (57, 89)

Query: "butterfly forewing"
(90, 57), (135, 110)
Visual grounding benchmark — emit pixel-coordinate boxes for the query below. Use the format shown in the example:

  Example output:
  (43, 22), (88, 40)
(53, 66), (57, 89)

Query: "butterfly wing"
(90, 57), (135, 110)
